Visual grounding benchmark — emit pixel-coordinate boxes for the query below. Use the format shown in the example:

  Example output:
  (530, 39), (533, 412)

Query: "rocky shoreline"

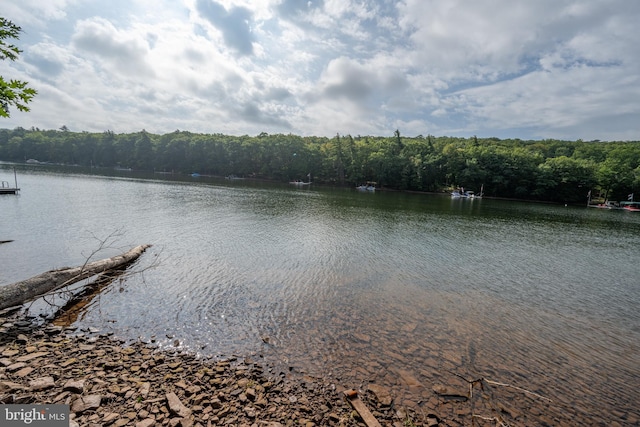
(0, 318), (437, 427)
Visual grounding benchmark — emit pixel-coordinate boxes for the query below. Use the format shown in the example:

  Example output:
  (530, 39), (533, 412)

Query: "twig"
(483, 379), (552, 403)
(472, 414), (511, 427)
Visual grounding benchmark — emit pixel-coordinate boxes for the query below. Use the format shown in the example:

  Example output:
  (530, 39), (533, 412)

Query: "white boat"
(451, 185), (483, 199)
(451, 190), (474, 198)
(356, 185), (375, 191)
(588, 201), (620, 209)
(290, 173), (312, 186)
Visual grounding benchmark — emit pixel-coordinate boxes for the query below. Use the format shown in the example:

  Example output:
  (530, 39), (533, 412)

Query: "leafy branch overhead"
(0, 17), (37, 118)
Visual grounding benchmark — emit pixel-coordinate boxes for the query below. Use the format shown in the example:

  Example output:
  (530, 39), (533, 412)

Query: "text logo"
(2, 405), (69, 426)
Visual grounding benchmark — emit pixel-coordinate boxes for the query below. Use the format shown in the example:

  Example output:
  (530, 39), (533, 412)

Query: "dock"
(1, 168), (20, 194)
(0, 186), (20, 194)
(1, 181), (19, 194)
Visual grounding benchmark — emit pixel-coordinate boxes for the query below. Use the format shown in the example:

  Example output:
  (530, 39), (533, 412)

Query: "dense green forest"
(1, 127), (639, 204)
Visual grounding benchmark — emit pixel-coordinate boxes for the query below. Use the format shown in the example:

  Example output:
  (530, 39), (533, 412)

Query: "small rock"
(139, 382), (151, 397)
(7, 362), (27, 372)
(15, 366), (34, 377)
(29, 376), (55, 391)
(16, 351), (49, 362)
(61, 357), (78, 367)
(136, 418), (156, 427)
(0, 381), (28, 392)
(166, 392), (192, 418)
(426, 414), (440, 426)
(44, 325), (63, 335)
(71, 394), (102, 413)
(102, 413), (120, 423)
(368, 384), (393, 407)
(63, 379), (85, 394)
(246, 388), (256, 401)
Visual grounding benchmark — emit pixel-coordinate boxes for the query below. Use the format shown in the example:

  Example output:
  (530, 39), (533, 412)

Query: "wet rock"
(368, 383), (393, 407)
(397, 369), (423, 390)
(0, 326), (424, 427)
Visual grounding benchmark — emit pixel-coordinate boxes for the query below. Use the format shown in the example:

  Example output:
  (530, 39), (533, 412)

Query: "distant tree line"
(1, 127), (639, 203)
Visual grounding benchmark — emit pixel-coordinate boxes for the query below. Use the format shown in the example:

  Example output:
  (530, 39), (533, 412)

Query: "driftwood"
(343, 389), (382, 427)
(0, 244), (151, 311)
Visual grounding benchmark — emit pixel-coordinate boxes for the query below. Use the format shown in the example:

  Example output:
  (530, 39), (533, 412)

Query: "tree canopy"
(1, 127), (638, 204)
(0, 17), (37, 118)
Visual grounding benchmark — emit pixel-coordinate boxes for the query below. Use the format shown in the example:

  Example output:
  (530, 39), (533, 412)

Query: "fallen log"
(0, 244), (152, 311)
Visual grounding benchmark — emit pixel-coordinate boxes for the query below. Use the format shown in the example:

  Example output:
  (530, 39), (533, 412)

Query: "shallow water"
(2, 163), (639, 425)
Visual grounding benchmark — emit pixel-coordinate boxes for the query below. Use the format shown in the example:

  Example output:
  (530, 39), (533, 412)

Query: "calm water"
(2, 163), (639, 425)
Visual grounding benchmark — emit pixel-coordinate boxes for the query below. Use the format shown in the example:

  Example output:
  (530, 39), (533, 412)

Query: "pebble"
(0, 326), (411, 426)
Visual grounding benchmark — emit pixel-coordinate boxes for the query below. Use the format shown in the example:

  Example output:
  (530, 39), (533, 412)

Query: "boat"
(620, 201), (640, 212)
(356, 182), (376, 191)
(588, 201), (621, 209)
(451, 187), (477, 198)
(290, 173), (312, 186)
(225, 174), (244, 180)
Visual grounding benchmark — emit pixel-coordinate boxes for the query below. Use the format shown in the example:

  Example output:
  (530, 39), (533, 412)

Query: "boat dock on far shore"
(0, 182), (19, 194)
(1, 168), (20, 194)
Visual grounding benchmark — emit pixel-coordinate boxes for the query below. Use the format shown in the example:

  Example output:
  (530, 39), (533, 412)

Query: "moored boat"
(451, 188), (477, 198)
(290, 173), (312, 186)
(620, 201), (640, 212)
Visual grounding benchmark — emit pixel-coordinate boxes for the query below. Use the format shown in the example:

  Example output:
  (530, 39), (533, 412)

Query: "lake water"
(2, 163), (639, 426)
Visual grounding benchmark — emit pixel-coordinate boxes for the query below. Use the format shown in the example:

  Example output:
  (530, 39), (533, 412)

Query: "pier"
(0, 168), (20, 194)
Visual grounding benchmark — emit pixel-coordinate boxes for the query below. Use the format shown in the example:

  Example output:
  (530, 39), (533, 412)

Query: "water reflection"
(2, 164), (639, 425)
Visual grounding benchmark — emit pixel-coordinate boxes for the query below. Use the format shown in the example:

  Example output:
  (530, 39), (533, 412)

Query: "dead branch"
(0, 244), (152, 311)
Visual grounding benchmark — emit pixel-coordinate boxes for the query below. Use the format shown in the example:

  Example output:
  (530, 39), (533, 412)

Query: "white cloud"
(2, 0), (73, 25)
(1, 0), (639, 140)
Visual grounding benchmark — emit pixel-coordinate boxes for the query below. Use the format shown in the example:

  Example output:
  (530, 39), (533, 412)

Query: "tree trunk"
(0, 244), (151, 311)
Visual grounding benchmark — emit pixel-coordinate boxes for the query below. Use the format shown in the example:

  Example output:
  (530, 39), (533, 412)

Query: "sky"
(1, 0), (639, 141)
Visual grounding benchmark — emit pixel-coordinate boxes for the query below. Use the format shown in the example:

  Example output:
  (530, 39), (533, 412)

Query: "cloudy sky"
(2, 0), (639, 140)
